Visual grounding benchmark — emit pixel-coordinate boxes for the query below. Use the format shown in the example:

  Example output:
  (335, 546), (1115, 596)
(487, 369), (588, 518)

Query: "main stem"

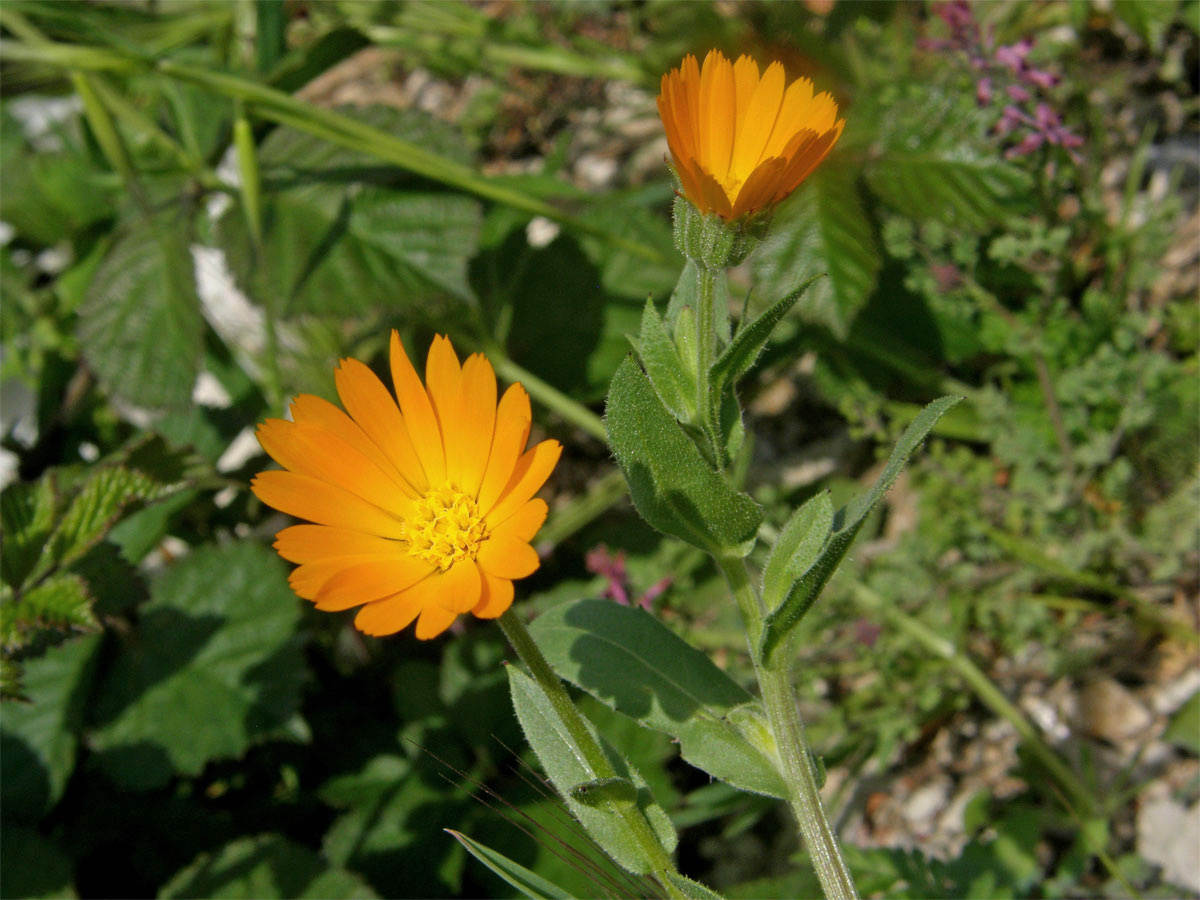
(496, 609), (687, 899)
(695, 264), (716, 433)
(716, 556), (859, 900)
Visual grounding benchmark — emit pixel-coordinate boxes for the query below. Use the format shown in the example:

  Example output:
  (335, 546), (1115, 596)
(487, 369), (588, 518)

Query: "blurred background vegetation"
(1, 1), (1197, 897)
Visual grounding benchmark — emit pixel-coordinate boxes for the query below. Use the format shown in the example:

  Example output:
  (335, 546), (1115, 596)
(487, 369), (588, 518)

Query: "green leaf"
(0, 634), (102, 821)
(448, 829), (580, 900)
(632, 299), (695, 422)
(666, 260), (729, 342)
(506, 665), (677, 874)
(0, 826), (75, 899)
(1, 573), (97, 650)
(710, 276), (821, 402)
(1, 477), (58, 590)
(78, 218), (204, 409)
(605, 356), (762, 556)
(750, 165), (880, 338)
(47, 467), (159, 571)
(530, 599), (787, 798)
(760, 397), (962, 664)
(161, 834), (378, 899)
(89, 543), (305, 790)
(1164, 690), (1200, 755)
(666, 871), (727, 900)
(761, 491), (834, 615)
(216, 106), (482, 316)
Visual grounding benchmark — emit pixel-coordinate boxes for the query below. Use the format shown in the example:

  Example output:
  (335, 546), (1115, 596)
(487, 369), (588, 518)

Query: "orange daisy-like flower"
(251, 333), (561, 640)
(657, 50), (845, 220)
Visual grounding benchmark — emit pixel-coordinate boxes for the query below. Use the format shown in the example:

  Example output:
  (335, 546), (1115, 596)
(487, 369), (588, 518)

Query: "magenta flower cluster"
(585, 544), (671, 611)
(924, 1), (1084, 162)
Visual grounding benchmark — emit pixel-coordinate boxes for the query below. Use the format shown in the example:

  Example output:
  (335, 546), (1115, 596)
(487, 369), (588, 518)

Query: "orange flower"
(657, 50), (845, 219)
(252, 333), (560, 640)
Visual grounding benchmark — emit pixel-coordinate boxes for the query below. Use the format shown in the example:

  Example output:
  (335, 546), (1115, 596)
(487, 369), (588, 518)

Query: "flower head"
(252, 333), (560, 640)
(657, 50), (844, 220)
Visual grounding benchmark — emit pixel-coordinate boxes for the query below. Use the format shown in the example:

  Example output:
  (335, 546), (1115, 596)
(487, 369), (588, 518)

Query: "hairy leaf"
(605, 356), (762, 556)
(531, 599), (786, 798)
(632, 299), (694, 422)
(761, 397), (962, 664)
(761, 491), (834, 615)
(506, 665), (676, 874)
(448, 829), (579, 900)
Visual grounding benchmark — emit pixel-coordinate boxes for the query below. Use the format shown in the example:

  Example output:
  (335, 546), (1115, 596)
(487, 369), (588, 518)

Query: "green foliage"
(161, 834), (379, 899)
(531, 599), (787, 797)
(506, 665), (676, 875)
(88, 543), (306, 790)
(605, 356), (762, 556)
(216, 107), (483, 317)
(760, 396), (962, 664)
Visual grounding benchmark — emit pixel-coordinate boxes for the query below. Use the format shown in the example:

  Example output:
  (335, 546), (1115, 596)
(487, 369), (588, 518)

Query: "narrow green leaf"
(710, 276), (821, 401)
(666, 871), (728, 900)
(447, 829), (579, 900)
(760, 396), (962, 664)
(78, 218), (204, 409)
(570, 776), (638, 807)
(605, 356), (762, 556)
(761, 491), (834, 615)
(633, 300), (695, 422)
(530, 599), (787, 798)
(750, 166), (880, 338)
(506, 665), (677, 874)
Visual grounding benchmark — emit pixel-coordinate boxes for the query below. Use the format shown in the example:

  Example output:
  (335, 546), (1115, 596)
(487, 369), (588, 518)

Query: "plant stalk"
(695, 265), (716, 446)
(717, 556), (859, 900)
(496, 609), (687, 899)
(488, 350), (607, 443)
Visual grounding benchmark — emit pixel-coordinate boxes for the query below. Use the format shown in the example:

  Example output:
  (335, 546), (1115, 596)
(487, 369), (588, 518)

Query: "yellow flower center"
(404, 483), (487, 571)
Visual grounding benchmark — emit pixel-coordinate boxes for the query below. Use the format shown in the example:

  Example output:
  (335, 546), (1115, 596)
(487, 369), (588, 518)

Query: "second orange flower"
(252, 333), (560, 640)
(657, 50), (845, 220)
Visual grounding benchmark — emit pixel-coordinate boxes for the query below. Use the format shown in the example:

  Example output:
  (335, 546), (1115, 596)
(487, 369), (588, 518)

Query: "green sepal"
(605, 356), (762, 557)
(759, 396), (963, 664)
(631, 299), (695, 422)
(672, 194), (769, 271)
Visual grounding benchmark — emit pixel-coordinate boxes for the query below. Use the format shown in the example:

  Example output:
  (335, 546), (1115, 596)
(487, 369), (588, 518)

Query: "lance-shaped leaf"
(605, 357), (762, 556)
(447, 830), (579, 900)
(760, 396), (963, 664)
(630, 300), (695, 423)
(506, 665), (676, 874)
(709, 276), (821, 405)
(530, 599), (786, 798)
(761, 491), (834, 615)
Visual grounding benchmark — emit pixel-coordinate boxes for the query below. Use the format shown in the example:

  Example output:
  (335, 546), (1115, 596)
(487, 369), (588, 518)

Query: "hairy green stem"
(496, 609), (687, 898)
(852, 584), (1097, 817)
(717, 556), (859, 900)
(695, 265), (717, 455)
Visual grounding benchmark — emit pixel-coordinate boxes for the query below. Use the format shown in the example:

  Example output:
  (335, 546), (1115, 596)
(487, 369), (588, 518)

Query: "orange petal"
(485, 439), (561, 528)
(472, 566), (514, 619)
(763, 76), (816, 161)
(256, 419), (417, 514)
(476, 383), (532, 511)
(731, 155), (790, 218)
(252, 471), (406, 538)
(289, 557), (375, 601)
(335, 358), (429, 494)
(770, 124), (842, 205)
(477, 531), (540, 580)
(274, 524), (406, 564)
(288, 394), (399, 480)
(732, 55), (760, 138)
(354, 587), (424, 636)
(699, 50), (735, 184)
(314, 556), (436, 611)
(415, 603), (458, 640)
(729, 60), (785, 187)
(450, 353), (497, 493)
(424, 334), (462, 447)
(389, 331), (446, 485)
(436, 557), (483, 613)
(491, 499), (548, 543)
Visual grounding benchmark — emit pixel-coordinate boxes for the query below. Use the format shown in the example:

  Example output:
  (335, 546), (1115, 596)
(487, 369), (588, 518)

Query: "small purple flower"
(976, 77), (993, 106)
(994, 38), (1033, 72)
(1022, 67), (1059, 90)
(1006, 84), (1031, 103)
(585, 544), (671, 611)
